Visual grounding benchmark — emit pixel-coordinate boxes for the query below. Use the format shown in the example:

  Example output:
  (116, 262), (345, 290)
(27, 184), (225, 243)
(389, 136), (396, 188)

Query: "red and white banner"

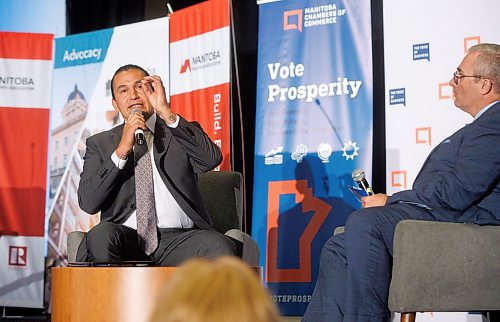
(170, 0), (231, 170)
(0, 32), (53, 308)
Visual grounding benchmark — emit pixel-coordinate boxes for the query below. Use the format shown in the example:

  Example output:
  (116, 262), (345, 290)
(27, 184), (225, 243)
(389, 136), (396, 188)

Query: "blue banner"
(253, 0), (373, 315)
(54, 29), (113, 68)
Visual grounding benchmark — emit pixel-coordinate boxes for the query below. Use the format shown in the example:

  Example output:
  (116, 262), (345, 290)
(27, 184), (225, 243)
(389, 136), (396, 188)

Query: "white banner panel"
(384, 1), (500, 321)
(0, 236), (45, 308)
(170, 26), (230, 95)
(0, 59), (52, 108)
(384, 0), (500, 195)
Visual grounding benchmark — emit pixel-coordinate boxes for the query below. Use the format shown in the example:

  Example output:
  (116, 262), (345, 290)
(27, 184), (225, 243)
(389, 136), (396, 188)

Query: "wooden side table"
(51, 266), (178, 322)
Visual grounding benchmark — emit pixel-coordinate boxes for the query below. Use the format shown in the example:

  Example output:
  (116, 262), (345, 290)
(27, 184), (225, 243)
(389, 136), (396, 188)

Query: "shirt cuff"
(166, 114), (180, 128)
(111, 151), (128, 169)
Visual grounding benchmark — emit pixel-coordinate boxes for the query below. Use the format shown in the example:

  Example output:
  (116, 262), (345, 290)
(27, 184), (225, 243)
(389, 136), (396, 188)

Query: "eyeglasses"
(453, 71), (485, 85)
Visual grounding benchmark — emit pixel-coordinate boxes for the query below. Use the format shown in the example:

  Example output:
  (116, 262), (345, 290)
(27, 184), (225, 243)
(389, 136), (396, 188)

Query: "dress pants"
(302, 203), (439, 322)
(76, 222), (236, 266)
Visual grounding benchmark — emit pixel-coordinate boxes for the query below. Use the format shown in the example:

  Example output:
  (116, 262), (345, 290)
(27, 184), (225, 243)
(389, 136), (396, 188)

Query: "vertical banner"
(253, 0), (373, 315)
(45, 19), (169, 305)
(0, 32), (53, 308)
(384, 1), (499, 321)
(170, 0), (231, 170)
(46, 27), (114, 269)
(384, 0), (500, 195)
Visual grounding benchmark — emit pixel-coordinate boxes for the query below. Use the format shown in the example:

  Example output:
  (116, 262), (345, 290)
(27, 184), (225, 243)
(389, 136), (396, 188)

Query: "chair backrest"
(197, 171), (243, 234)
(389, 220), (500, 314)
(66, 171), (245, 263)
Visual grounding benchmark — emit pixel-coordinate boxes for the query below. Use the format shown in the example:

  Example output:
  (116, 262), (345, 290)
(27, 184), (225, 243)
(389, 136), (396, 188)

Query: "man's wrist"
(159, 110), (178, 125)
(111, 151), (128, 169)
(167, 113), (177, 123)
(115, 148), (130, 160)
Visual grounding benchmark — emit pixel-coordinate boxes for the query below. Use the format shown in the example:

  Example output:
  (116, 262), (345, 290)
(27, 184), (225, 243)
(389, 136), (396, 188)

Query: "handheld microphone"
(352, 169), (374, 196)
(131, 108), (146, 146)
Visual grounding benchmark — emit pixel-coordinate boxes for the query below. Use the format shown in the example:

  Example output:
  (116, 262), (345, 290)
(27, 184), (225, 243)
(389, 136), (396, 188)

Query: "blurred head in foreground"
(149, 256), (281, 322)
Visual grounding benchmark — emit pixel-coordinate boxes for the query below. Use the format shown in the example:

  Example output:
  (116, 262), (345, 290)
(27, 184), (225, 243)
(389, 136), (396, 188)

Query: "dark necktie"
(134, 131), (158, 255)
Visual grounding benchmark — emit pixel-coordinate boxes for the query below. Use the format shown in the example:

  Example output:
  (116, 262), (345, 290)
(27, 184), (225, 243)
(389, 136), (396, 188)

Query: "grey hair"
(468, 43), (500, 94)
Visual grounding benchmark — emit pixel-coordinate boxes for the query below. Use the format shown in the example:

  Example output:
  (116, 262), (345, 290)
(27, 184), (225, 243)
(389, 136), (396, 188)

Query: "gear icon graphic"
(342, 140), (359, 160)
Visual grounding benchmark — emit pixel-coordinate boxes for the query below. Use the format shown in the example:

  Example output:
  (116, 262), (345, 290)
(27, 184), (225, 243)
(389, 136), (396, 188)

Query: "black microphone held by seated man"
(352, 169), (374, 196)
(132, 108), (146, 146)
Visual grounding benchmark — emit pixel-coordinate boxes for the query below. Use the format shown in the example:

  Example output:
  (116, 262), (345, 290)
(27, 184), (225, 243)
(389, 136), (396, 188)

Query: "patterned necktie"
(134, 131), (158, 255)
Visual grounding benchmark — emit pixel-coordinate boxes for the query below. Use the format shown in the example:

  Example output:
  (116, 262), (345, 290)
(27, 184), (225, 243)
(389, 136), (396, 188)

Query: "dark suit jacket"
(387, 102), (500, 225)
(77, 115), (222, 230)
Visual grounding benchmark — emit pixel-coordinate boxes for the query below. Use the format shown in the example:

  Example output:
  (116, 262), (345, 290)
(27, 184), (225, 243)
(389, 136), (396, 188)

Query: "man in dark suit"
(76, 64), (235, 266)
(303, 43), (500, 322)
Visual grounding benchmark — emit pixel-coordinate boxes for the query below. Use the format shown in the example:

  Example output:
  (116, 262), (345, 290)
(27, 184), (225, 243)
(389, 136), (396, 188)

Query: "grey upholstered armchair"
(388, 220), (500, 322)
(67, 171), (259, 266)
(333, 220), (500, 322)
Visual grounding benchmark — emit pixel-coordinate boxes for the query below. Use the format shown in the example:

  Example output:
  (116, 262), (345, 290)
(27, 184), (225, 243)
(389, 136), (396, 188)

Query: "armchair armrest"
(225, 229), (260, 267)
(67, 231), (86, 263)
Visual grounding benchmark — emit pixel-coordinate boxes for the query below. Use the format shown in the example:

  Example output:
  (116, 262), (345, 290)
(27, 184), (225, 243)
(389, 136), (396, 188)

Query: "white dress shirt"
(111, 113), (194, 229)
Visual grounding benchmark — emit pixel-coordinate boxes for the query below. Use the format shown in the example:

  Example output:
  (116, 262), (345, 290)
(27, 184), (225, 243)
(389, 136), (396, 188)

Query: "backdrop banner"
(384, 1), (499, 321)
(0, 31), (53, 308)
(253, 0), (373, 315)
(169, 0), (231, 170)
(45, 18), (169, 304)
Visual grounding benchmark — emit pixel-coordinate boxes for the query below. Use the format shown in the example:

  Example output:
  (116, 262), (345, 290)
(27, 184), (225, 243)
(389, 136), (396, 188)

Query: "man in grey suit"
(303, 43), (500, 322)
(76, 64), (235, 266)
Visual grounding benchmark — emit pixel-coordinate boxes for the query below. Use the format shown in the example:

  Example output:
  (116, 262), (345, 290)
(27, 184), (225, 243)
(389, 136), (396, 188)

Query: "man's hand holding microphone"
(113, 73), (174, 160)
(116, 107), (148, 160)
(352, 169), (388, 208)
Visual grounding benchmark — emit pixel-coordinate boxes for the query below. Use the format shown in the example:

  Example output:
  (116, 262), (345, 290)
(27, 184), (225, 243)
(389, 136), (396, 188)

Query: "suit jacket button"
(185, 127), (195, 136)
(130, 203), (136, 209)
(99, 169), (108, 178)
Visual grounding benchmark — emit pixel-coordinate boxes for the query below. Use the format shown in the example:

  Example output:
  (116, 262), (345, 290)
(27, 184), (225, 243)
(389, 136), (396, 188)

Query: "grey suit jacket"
(77, 115), (222, 230)
(388, 102), (500, 225)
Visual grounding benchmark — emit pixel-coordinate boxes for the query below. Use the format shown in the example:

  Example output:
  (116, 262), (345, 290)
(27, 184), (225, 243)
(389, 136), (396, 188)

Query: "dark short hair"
(110, 64), (150, 99)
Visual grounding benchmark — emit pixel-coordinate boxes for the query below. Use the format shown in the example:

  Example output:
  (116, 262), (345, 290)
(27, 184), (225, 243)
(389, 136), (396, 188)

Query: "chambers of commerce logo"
(180, 49), (222, 74)
(283, 3), (347, 32)
(0, 75), (35, 91)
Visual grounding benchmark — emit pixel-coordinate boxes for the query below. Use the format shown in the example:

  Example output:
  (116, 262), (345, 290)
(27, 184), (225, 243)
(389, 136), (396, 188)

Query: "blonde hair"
(149, 256), (281, 322)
